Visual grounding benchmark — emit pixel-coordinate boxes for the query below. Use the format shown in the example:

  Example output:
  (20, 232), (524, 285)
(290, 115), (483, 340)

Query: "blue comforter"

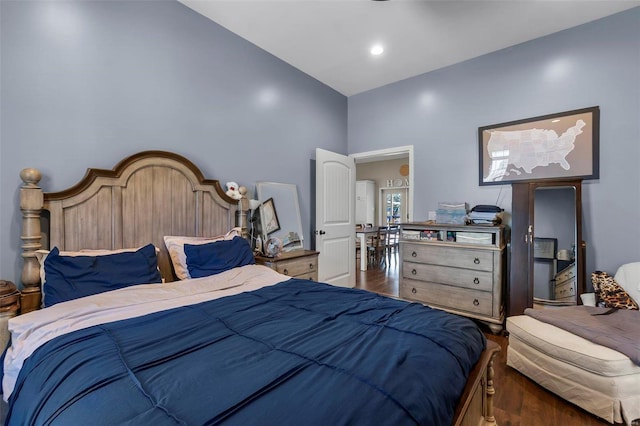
(6, 280), (486, 425)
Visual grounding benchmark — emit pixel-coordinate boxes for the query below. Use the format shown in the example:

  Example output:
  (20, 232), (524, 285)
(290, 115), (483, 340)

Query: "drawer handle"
(411, 269), (417, 275)
(473, 257), (480, 265)
(283, 269), (289, 275)
(473, 299), (480, 306)
(411, 251), (417, 257)
(309, 263), (314, 270)
(473, 277), (480, 285)
(412, 288), (417, 294)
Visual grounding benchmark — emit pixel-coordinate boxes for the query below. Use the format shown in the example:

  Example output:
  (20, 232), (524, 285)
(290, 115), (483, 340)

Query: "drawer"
(273, 258), (318, 278)
(555, 265), (576, 283)
(455, 232), (493, 245)
(402, 244), (494, 272)
(294, 271), (318, 281)
(402, 261), (493, 291)
(401, 279), (493, 316)
(555, 278), (576, 299)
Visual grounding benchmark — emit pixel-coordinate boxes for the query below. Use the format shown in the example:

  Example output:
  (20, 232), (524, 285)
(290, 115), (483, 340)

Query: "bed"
(6, 150), (499, 425)
(506, 263), (640, 425)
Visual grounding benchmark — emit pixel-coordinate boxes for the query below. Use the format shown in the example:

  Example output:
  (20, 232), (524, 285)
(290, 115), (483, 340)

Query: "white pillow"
(614, 262), (640, 305)
(164, 227), (242, 280)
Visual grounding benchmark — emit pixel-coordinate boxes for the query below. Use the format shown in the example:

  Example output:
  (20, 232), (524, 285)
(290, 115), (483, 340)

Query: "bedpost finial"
(20, 168), (42, 187)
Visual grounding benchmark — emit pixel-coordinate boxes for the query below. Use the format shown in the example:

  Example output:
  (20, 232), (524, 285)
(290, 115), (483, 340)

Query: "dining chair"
(384, 225), (400, 263)
(355, 223), (374, 261)
(367, 227), (385, 267)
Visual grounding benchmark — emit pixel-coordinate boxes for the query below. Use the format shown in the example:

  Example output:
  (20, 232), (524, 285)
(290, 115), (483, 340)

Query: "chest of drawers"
(400, 223), (506, 333)
(255, 250), (319, 281)
(554, 263), (577, 302)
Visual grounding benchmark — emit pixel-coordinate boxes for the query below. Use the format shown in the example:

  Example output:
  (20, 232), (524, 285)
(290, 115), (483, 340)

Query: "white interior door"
(315, 148), (355, 287)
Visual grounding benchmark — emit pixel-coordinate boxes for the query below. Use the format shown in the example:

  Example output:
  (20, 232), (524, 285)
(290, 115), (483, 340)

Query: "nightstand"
(255, 250), (319, 281)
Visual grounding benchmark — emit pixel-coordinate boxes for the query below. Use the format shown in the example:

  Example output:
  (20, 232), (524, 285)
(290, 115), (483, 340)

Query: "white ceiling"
(179, 1), (640, 96)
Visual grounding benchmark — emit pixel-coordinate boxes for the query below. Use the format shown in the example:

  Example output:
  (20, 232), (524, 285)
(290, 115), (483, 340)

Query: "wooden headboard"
(19, 151), (238, 313)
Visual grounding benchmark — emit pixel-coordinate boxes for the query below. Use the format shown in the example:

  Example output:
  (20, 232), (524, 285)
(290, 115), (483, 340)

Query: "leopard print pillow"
(591, 271), (639, 310)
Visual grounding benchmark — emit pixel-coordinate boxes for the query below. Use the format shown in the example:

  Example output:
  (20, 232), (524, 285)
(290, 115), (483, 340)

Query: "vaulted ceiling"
(180, 1), (640, 96)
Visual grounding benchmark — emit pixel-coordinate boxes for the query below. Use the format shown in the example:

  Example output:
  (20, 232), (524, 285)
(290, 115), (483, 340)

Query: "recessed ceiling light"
(370, 44), (384, 56)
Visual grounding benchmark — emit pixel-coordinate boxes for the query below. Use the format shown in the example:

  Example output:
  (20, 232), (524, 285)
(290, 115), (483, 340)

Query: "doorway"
(350, 145), (414, 225)
(350, 146), (413, 297)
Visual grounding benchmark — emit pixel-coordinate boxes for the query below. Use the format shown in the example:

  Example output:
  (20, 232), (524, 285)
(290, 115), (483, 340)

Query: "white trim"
(350, 145), (414, 222)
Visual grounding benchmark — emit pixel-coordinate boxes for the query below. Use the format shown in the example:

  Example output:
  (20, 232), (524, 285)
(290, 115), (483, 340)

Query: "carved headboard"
(19, 151), (238, 313)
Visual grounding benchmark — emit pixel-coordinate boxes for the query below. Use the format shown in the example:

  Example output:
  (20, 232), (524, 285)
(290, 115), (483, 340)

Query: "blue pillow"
(43, 244), (162, 307)
(185, 237), (255, 278)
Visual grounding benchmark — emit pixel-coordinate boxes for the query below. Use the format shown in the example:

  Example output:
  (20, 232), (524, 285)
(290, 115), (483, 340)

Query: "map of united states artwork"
(479, 106), (599, 185)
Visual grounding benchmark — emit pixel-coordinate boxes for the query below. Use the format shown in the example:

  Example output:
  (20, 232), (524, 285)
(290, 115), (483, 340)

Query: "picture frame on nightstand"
(260, 198), (280, 235)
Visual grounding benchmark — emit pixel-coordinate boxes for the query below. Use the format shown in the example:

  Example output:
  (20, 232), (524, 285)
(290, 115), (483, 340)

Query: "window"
(383, 189), (407, 225)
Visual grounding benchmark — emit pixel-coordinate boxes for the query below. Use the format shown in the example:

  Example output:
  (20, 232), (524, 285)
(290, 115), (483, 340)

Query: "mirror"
(533, 186), (577, 305)
(255, 182), (304, 252)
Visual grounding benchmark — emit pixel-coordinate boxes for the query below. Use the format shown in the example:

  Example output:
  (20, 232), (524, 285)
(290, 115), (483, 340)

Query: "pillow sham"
(42, 244), (162, 307)
(164, 228), (241, 280)
(35, 246), (161, 289)
(184, 236), (255, 279)
(591, 270), (639, 310)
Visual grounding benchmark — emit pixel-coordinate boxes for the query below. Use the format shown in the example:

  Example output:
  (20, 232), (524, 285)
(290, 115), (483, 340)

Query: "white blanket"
(3, 265), (289, 400)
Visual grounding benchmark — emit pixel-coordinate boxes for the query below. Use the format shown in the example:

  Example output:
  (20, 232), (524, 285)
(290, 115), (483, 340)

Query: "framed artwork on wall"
(478, 106), (600, 186)
(533, 237), (557, 261)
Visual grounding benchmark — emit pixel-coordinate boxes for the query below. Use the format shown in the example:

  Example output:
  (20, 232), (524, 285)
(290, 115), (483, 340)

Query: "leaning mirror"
(255, 182), (304, 252)
(533, 186), (577, 306)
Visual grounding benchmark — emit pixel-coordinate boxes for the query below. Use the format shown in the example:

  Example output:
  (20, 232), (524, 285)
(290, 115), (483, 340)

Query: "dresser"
(554, 263), (577, 303)
(255, 250), (319, 281)
(399, 223), (506, 333)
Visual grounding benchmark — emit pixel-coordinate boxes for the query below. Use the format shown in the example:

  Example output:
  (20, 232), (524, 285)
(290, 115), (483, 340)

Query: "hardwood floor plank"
(355, 263), (614, 426)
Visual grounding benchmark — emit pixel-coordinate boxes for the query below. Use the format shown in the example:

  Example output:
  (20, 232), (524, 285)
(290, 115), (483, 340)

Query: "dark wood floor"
(355, 259), (612, 426)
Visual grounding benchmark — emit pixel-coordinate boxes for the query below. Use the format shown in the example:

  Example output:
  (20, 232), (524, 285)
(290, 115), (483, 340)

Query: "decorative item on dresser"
(255, 250), (319, 281)
(399, 223), (507, 333)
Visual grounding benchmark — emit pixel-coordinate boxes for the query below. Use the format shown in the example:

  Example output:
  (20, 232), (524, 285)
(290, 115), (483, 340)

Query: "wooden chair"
(355, 223), (374, 262)
(367, 227), (385, 267)
(384, 225), (400, 263)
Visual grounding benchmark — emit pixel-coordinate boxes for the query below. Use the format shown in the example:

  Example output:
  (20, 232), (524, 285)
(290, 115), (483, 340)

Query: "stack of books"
(468, 205), (503, 225)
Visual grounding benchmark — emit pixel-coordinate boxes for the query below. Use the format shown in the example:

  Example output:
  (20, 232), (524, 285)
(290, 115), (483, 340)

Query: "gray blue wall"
(2, 2), (639, 284)
(348, 7), (640, 277)
(0, 0), (347, 284)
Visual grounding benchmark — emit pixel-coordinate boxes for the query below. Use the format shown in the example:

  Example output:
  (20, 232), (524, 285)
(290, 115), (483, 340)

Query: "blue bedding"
(5, 280), (486, 425)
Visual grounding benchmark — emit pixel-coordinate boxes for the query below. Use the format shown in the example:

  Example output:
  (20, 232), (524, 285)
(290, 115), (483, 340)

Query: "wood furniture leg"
(19, 168), (44, 314)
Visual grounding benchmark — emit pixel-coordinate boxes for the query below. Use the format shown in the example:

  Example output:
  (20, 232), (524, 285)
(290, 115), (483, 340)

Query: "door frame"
(350, 145), (414, 223)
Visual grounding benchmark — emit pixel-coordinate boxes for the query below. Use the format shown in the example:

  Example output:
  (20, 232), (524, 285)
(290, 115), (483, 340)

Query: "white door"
(315, 148), (356, 287)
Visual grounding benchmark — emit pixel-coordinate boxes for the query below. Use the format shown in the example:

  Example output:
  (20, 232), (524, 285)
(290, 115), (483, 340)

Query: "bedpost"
(19, 168), (43, 314)
(484, 356), (497, 426)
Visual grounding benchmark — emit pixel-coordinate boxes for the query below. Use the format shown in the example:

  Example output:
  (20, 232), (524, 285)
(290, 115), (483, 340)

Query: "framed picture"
(478, 106), (599, 186)
(260, 198), (281, 235)
(533, 237), (557, 260)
